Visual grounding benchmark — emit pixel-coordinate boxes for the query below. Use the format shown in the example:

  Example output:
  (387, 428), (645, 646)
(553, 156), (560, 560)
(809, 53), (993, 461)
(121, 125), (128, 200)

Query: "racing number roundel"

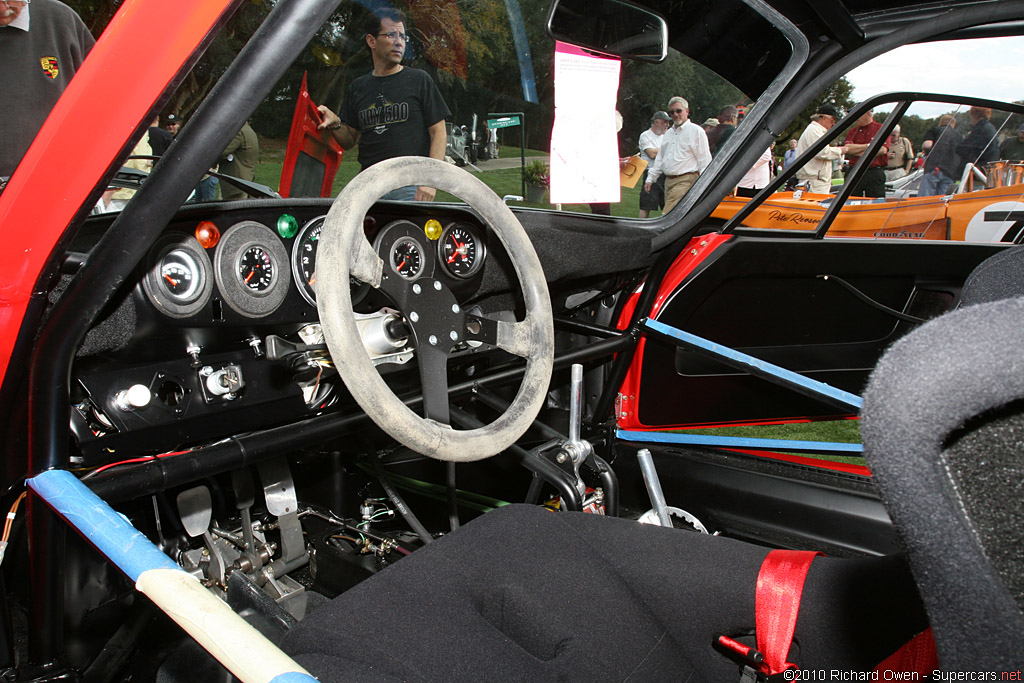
(965, 200), (1024, 243)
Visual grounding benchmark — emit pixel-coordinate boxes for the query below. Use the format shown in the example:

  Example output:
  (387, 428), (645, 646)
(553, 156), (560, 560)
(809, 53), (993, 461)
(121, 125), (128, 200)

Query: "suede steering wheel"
(316, 157), (554, 462)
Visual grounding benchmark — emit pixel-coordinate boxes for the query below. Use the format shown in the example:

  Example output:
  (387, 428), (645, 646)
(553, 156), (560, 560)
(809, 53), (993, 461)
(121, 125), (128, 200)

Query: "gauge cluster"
(139, 209), (490, 324)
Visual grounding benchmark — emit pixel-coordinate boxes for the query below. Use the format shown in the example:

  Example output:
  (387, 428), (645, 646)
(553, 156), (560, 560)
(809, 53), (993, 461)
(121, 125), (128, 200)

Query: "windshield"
(9, 0), (789, 220)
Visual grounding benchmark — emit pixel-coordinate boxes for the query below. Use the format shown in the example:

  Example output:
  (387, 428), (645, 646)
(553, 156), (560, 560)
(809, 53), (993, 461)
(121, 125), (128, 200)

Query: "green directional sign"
(487, 116), (521, 130)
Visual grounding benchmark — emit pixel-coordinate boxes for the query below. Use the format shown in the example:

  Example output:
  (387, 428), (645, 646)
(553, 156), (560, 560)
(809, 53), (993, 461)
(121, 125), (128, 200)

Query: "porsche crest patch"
(40, 56), (59, 79)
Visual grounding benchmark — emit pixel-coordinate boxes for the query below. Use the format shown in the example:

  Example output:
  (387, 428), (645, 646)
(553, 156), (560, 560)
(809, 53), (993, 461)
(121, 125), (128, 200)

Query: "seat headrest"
(862, 295), (1024, 668)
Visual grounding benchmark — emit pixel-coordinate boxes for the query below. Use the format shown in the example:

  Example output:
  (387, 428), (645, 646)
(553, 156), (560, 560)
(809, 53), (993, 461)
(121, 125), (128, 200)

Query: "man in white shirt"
(637, 111), (671, 218)
(644, 96), (712, 212)
(794, 103), (848, 194)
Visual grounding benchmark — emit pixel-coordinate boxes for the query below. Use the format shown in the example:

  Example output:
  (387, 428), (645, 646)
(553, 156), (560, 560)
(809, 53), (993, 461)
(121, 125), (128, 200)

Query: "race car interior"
(3, 0), (1024, 680)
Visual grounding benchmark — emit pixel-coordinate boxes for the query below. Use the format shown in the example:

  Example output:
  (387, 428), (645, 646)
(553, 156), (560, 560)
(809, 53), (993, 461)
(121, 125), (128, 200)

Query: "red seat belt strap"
(755, 549), (823, 675)
(873, 627), (937, 674)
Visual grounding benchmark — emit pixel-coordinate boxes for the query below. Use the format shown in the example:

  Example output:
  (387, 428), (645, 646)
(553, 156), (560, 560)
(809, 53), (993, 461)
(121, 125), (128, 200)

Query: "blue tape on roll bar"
(642, 318), (864, 411)
(617, 429), (863, 454)
(269, 673), (320, 683)
(27, 469), (178, 582)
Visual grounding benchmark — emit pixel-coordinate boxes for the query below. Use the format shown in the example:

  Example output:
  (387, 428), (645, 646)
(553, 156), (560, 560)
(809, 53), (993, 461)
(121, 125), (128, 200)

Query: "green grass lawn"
(254, 142), (658, 218)
(674, 419), (866, 467)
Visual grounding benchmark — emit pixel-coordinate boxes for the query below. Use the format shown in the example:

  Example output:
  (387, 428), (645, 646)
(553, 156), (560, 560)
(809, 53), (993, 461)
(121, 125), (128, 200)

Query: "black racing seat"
(862, 295), (1024, 668)
(282, 505), (925, 681)
(959, 245), (1024, 307)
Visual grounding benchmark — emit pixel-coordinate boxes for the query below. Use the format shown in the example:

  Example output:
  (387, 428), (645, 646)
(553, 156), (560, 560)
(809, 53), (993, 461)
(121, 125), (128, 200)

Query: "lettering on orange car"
(873, 229), (926, 239)
(767, 210), (818, 225)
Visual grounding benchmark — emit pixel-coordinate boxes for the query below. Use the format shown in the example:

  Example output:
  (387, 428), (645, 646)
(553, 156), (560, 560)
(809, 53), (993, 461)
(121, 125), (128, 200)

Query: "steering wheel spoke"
(415, 343), (452, 424)
(465, 314), (535, 358)
(351, 237), (384, 287)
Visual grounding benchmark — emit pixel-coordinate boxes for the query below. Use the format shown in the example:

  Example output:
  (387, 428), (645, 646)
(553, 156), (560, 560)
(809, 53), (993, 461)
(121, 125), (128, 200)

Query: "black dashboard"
(68, 200), (500, 466)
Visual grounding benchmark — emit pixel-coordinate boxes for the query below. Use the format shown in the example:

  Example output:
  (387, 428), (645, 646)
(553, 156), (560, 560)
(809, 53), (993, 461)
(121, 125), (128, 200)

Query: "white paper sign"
(549, 42), (621, 205)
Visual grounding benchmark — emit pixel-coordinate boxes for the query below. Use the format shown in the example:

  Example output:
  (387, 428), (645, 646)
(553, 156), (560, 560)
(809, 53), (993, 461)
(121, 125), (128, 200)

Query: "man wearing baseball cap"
(637, 111), (671, 218)
(794, 103), (848, 194)
(161, 113), (180, 135)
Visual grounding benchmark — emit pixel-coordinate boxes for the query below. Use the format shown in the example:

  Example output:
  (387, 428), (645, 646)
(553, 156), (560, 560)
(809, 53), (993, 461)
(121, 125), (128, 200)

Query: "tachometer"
(439, 222), (484, 278)
(290, 215), (370, 306)
(292, 216), (322, 305)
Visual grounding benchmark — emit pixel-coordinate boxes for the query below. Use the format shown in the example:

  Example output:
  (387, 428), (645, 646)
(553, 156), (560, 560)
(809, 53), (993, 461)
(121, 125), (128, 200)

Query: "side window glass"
(729, 99), (1024, 243)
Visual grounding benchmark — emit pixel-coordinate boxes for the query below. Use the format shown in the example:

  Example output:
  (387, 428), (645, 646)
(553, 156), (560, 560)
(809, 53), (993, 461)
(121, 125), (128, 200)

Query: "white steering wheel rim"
(316, 156), (554, 462)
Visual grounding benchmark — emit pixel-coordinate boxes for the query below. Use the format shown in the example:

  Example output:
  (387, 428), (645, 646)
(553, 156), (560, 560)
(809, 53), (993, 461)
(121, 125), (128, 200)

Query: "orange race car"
(716, 154), (1024, 242)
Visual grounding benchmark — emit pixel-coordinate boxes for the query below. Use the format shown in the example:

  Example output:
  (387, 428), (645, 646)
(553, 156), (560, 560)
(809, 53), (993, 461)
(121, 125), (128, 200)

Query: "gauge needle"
(245, 270), (255, 284)
(398, 258), (407, 270)
(164, 274), (179, 285)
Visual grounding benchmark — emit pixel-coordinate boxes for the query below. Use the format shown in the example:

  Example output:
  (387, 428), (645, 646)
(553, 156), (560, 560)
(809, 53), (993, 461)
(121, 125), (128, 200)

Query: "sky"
(845, 36), (1024, 117)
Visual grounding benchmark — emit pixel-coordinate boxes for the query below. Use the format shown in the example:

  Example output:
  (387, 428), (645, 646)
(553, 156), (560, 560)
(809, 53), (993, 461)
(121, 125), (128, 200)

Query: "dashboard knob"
(114, 384), (152, 412)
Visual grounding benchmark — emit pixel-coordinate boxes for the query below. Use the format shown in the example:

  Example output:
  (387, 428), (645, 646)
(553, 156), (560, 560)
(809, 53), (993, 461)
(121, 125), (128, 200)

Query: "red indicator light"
(195, 221), (221, 249)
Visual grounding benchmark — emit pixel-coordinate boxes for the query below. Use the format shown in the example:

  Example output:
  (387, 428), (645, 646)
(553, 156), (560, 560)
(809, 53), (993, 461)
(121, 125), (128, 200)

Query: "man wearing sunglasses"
(318, 8), (450, 202)
(643, 96), (712, 212)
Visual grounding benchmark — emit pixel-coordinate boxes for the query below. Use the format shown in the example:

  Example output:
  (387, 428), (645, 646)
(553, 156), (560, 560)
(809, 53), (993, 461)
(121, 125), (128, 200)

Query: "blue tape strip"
(617, 429), (863, 454)
(643, 318), (864, 411)
(270, 673), (320, 683)
(27, 470), (178, 582)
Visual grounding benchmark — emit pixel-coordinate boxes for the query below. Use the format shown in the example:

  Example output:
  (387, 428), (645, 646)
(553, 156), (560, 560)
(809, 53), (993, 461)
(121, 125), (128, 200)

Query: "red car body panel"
(0, 0), (237, 385)
(279, 73), (345, 198)
(615, 232), (732, 429)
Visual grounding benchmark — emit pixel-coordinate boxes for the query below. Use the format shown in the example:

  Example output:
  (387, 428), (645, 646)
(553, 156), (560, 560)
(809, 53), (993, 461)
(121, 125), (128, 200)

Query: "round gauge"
(439, 223), (485, 278)
(291, 215), (371, 307)
(237, 246), (275, 292)
(214, 221), (290, 318)
(292, 216), (323, 305)
(160, 249), (202, 300)
(391, 237), (424, 280)
(141, 235), (213, 318)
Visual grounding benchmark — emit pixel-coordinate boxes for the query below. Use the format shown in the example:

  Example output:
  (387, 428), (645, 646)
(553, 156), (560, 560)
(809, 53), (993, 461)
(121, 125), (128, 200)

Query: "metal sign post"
(488, 112), (526, 198)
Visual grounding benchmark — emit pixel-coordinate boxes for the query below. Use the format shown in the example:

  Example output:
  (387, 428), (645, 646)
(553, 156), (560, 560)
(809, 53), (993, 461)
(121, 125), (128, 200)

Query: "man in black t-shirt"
(318, 8), (450, 201)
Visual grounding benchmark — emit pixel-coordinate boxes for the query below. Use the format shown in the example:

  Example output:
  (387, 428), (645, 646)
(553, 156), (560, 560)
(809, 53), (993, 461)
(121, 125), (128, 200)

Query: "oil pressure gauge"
(142, 235), (213, 318)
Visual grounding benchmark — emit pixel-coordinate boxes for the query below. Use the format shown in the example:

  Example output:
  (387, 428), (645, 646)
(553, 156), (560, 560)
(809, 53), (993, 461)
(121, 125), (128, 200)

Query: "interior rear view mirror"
(546, 0), (668, 63)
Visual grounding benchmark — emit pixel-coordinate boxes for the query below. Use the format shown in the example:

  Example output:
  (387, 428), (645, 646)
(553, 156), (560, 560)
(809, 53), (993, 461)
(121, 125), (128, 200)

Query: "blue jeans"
(189, 175), (219, 202)
(918, 168), (953, 197)
(382, 185), (417, 201)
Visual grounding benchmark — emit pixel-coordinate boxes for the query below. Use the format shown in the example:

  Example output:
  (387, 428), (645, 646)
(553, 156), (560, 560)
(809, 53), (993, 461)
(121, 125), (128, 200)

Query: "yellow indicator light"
(424, 219), (443, 241)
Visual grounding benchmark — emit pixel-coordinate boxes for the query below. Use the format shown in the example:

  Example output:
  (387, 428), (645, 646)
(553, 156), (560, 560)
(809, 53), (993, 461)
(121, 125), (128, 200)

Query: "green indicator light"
(277, 214), (299, 239)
